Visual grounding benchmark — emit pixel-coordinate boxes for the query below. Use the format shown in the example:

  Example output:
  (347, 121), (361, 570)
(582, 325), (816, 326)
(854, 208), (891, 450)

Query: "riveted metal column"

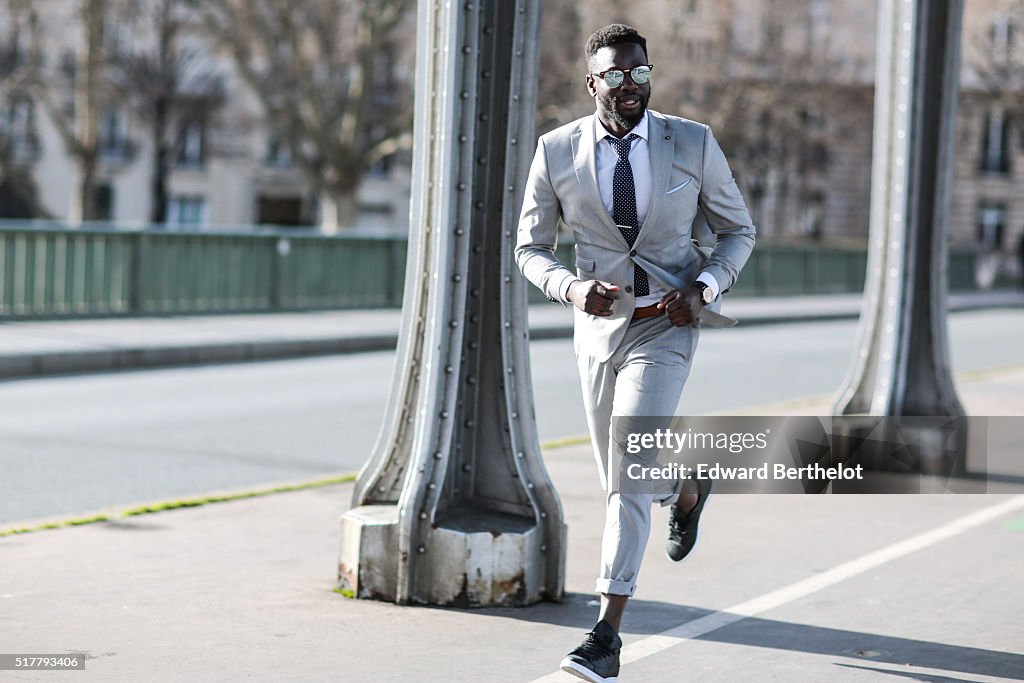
(338, 0), (564, 607)
(833, 2), (965, 454)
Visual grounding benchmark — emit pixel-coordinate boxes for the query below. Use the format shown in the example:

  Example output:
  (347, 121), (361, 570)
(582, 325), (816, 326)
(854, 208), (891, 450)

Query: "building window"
(977, 201), (1006, 249)
(167, 195), (208, 227)
(980, 110), (1011, 174)
(1, 98), (38, 161)
(265, 139), (292, 168)
(94, 184), (114, 221)
(176, 120), (205, 168)
(989, 15), (1015, 59)
(99, 107), (131, 162)
(762, 13), (783, 53)
(808, 0), (830, 54)
(102, 16), (134, 56)
(680, 79), (693, 103)
(0, 180), (35, 218)
(367, 154), (392, 177)
(257, 195), (305, 226)
(800, 192), (825, 239)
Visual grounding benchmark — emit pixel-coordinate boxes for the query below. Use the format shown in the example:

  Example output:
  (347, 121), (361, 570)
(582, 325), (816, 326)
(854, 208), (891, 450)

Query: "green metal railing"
(0, 224), (409, 318)
(0, 223), (978, 319)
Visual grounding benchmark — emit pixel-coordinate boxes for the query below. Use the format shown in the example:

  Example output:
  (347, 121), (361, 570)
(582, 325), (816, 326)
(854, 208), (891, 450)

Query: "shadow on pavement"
(440, 592), (709, 633)
(462, 594), (1023, 681)
(835, 662), (996, 682)
(702, 614), (1024, 680)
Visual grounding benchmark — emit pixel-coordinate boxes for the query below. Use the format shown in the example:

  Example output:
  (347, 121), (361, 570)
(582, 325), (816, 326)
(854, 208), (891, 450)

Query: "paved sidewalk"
(1, 290), (1022, 379)
(2, 368), (1023, 682)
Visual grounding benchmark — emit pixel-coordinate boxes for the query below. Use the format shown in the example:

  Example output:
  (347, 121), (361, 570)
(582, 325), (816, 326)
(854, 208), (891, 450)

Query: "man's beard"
(600, 93), (648, 130)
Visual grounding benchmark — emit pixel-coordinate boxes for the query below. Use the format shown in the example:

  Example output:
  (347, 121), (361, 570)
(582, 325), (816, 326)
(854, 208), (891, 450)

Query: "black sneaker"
(560, 619), (621, 683)
(666, 477), (712, 562)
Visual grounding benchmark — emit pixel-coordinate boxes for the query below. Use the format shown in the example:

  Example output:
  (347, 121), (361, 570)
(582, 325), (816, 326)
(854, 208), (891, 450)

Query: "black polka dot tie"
(607, 133), (649, 296)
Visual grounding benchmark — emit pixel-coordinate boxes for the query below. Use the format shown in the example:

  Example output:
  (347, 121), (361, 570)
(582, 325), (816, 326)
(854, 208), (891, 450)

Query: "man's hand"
(568, 280), (620, 317)
(657, 285), (704, 326)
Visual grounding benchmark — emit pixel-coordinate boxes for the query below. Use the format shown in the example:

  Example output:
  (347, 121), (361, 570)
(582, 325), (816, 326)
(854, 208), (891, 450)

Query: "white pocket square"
(666, 178), (692, 195)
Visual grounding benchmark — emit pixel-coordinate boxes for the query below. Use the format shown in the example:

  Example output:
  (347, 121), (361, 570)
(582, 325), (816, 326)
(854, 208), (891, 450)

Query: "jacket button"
(625, 286), (633, 293)
(629, 249), (637, 257)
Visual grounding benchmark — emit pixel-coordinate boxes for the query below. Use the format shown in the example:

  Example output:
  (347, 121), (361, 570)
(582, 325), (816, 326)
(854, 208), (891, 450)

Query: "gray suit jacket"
(515, 111), (756, 361)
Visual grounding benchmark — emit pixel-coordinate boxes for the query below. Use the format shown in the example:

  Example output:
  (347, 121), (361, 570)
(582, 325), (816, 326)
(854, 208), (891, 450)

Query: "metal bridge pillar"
(833, 0), (966, 447)
(831, 1), (966, 417)
(338, 0), (565, 606)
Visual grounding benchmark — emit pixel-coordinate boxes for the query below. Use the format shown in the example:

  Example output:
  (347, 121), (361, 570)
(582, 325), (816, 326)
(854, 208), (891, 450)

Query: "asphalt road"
(2, 309), (1023, 525)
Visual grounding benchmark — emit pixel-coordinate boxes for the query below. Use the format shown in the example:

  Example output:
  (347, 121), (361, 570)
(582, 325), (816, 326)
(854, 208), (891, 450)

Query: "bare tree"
(111, 0), (224, 224)
(534, 0), (861, 237)
(19, 0), (113, 223)
(967, 0), (1024, 145)
(536, 2), (586, 135)
(0, 0), (46, 217)
(651, 1), (871, 238)
(191, 0), (414, 230)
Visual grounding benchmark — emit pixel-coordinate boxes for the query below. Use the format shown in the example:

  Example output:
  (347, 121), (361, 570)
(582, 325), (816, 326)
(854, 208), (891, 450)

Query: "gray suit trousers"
(576, 314), (699, 596)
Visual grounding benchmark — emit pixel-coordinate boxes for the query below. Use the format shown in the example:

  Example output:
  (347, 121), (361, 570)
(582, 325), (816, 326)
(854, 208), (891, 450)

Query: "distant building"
(569, 0), (1024, 281)
(0, 2), (411, 232)
(955, 0), (1024, 284)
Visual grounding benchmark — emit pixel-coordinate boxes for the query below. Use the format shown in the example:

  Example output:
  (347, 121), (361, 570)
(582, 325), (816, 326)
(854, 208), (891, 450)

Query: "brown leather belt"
(631, 303), (663, 320)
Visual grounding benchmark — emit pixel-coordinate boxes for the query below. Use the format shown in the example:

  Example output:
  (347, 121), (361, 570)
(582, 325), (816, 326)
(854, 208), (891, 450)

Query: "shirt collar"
(595, 110), (649, 143)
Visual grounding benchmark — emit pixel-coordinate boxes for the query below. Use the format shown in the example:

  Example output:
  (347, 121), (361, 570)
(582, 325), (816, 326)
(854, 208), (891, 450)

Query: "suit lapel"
(572, 117), (630, 248)
(635, 113), (673, 249)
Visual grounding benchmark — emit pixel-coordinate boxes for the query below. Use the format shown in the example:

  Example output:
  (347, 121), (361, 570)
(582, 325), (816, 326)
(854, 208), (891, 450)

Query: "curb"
(1, 298), (1020, 380)
(0, 335), (399, 380)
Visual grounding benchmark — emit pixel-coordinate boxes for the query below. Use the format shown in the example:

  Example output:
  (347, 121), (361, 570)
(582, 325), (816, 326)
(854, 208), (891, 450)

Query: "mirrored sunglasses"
(592, 64), (654, 88)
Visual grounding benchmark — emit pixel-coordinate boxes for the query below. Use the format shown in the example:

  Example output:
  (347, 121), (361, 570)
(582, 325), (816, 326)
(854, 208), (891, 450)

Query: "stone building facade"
(0, 1), (411, 232)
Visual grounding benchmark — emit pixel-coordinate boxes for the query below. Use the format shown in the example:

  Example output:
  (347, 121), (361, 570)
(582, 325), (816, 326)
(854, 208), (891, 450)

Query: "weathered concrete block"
(338, 505), (400, 602)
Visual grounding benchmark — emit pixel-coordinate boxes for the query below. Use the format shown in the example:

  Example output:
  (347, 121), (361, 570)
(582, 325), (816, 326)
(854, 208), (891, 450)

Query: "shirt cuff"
(561, 277), (579, 304)
(696, 272), (720, 300)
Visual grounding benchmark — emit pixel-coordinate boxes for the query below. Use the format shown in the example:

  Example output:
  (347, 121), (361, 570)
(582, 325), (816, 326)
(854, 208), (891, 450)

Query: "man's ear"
(585, 74), (597, 98)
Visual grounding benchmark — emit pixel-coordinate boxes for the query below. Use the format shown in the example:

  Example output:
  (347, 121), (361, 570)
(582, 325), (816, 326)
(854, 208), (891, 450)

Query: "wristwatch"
(692, 280), (714, 305)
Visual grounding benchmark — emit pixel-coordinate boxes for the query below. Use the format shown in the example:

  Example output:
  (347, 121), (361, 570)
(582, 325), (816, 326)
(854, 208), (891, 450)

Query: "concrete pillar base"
(339, 505), (562, 607)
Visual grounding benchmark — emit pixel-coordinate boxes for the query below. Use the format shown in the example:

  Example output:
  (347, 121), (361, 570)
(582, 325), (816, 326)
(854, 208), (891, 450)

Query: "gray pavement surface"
(1, 290), (1022, 378)
(3, 310), (1024, 525)
(2, 369), (1024, 681)
(2, 294), (1023, 681)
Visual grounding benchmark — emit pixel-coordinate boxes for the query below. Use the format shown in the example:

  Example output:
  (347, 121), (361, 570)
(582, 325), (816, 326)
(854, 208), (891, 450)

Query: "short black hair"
(585, 24), (648, 67)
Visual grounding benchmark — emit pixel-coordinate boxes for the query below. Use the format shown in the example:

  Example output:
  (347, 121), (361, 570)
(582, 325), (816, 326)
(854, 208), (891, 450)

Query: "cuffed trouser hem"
(595, 578), (636, 597)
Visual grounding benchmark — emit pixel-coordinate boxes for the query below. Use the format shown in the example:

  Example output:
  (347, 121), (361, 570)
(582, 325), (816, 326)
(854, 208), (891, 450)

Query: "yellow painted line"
(955, 362), (1024, 383)
(540, 434), (591, 450)
(0, 472), (356, 538)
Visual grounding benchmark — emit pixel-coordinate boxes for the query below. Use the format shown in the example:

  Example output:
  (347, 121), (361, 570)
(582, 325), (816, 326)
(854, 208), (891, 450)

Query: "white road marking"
(529, 495), (1024, 682)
